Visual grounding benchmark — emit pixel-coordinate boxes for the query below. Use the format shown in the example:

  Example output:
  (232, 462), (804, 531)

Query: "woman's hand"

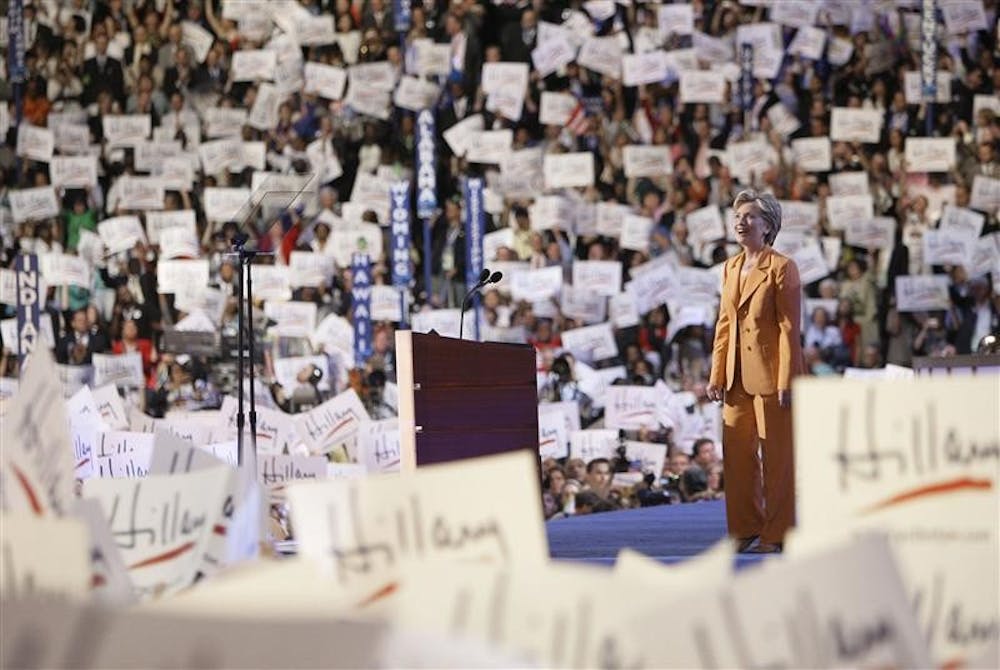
(778, 389), (791, 408)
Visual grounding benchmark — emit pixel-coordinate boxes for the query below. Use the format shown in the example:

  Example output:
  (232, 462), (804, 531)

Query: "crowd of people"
(2, 0), (999, 520)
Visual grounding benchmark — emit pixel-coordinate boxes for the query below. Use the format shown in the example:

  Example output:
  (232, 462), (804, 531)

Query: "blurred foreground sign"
(794, 376), (1000, 666)
(287, 451), (547, 590)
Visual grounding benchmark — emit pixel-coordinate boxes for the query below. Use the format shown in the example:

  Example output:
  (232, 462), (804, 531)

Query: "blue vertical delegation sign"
(416, 109), (437, 298)
(464, 178), (485, 341)
(15, 253), (41, 360)
(921, 0), (938, 102)
(415, 110), (437, 219)
(739, 43), (754, 113)
(394, 0), (412, 33)
(351, 253), (373, 368)
(389, 180), (411, 327)
(7, 0), (27, 84)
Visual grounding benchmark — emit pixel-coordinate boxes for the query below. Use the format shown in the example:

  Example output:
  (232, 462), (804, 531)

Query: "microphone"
(222, 232), (276, 259)
(459, 267), (501, 340)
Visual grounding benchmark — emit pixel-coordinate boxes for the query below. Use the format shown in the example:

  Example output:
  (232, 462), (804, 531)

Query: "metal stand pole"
(422, 217), (432, 304)
(235, 242), (246, 467)
(245, 256), (259, 463)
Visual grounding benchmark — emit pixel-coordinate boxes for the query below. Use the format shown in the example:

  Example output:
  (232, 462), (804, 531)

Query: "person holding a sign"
(111, 319), (157, 386)
(706, 190), (803, 554)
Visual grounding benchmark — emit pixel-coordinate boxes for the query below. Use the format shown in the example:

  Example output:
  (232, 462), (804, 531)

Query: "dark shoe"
(746, 542), (783, 554)
(734, 535), (760, 553)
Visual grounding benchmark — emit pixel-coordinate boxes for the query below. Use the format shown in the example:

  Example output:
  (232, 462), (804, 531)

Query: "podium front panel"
(403, 332), (539, 467)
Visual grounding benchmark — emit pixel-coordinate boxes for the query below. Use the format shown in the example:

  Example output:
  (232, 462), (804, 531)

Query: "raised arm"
(159, 0), (176, 41)
(205, 0), (228, 40)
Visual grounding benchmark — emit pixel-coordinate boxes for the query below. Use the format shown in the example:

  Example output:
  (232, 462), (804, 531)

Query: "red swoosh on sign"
(862, 477), (993, 515)
(128, 541), (196, 570)
(11, 464), (43, 515)
(325, 417), (353, 441)
(355, 581), (399, 608)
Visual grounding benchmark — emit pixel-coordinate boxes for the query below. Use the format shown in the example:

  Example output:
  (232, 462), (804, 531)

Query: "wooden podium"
(395, 331), (539, 471)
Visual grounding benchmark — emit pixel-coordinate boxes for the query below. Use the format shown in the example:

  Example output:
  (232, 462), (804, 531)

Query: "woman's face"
(122, 320), (138, 339)
(673, 220), (688, 241)
(707, 466), (722, 491)
(733, 202), (769, 249)
(548, 469), (565, 494)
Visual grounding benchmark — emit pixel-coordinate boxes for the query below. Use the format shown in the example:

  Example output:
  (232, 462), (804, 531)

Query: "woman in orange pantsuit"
(706, 190), (803, 554)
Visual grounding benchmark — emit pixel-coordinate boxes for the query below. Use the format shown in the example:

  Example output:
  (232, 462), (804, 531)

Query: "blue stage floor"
(547, 500), (765, 567)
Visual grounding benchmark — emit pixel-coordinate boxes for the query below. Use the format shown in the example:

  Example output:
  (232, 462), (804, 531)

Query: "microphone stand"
(227, 181), (314, 471)
(234, 236), (263, 469)
(235, 238), (246, 467)
(245, 252), (259, 465)
(233, 242), (268, 472)
(459, 270), (502, 340)
(459, 279), (487, 341)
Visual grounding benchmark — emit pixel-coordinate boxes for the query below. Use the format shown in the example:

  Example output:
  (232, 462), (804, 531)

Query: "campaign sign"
(14, 254), (41, 360)
(351, 254), (373, 367)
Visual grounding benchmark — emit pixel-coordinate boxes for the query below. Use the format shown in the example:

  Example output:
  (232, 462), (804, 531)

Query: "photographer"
(271, 363), (326, 414)
(636, 471), (673, 508)
(660, 451), (692, 505)
(361, 368), (395, 420)
(541, 353), (598, 426)
(149, 354), (220, 416)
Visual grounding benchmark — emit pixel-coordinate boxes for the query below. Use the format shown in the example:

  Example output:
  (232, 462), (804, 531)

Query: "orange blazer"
(709, 247), (803, 396)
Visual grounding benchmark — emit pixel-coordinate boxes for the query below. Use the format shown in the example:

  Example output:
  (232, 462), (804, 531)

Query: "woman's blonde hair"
(733, 189), (782, 246)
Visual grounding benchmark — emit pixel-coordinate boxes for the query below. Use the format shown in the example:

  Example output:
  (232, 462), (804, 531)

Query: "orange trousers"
(721, 371), (795, 545)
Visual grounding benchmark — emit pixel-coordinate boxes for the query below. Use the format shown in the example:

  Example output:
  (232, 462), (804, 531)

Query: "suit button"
(746, 346), (752, 351)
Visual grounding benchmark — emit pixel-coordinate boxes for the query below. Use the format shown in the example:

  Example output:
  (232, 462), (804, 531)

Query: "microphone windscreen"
(488, 271), (503, 283)
(478, 268), (491, 283)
